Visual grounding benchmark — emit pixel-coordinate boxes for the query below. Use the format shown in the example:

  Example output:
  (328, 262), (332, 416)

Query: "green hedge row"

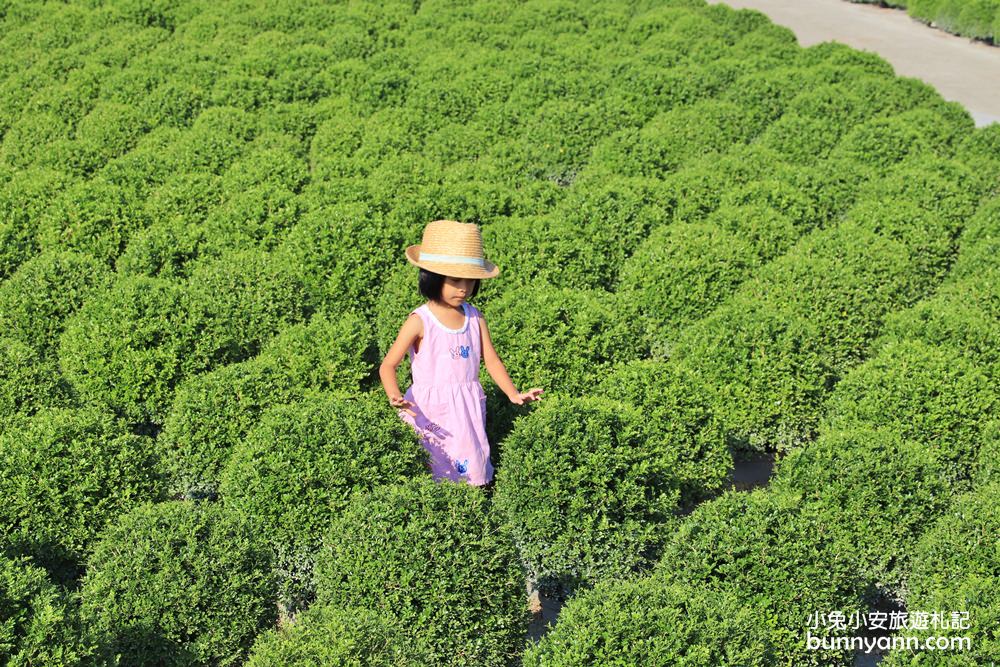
(848, 0), (1000, 43)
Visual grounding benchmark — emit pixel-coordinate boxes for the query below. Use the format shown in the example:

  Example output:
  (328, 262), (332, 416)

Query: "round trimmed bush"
(314, 477), (528, 667)
(0, 407), (165, 579)
(274, 201), (407, 317)
(875, 278), (1000, 369)
(0, 250), (111, 357)
(167, 105), (256, 174)
(771, 427), (955, 593)
(60, 249), (311, 424)
(653, 487), (864, 667)
(819, 338), (997, 485)
(973, 420), (1000, 487)
(615, 221), (761, 345)
(78, 500), (277, 667)
(158, 311), (375, 497)
(142, 170), (224, 225)
(523, 576), (776, 667)
(58, 274), (195, 424)
(0, 338), (75, 421)
(245, 603), (430, 666)
(35, 178), (150, 269)
(881, 483), (1000, 666)
(673, 219), (932, 452)
(591, 359), (731, 509)
(219, 392), (429, 608)
(0, 554), (96, 665)
(480, 280), (646, 397)
(199, 183), (303, 254)
(114, 216), (206, 279)
(0, 167), (72, 280)
(493, 395), (684, 595)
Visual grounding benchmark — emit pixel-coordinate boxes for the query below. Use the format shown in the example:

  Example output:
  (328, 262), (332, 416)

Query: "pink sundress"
(397, 301), (494, 486)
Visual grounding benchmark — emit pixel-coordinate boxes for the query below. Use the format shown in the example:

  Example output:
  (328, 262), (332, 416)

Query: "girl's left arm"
(479, 313), (543, 404)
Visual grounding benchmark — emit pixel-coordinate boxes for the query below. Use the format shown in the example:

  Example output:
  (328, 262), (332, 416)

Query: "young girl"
(379, 219), (543, 487)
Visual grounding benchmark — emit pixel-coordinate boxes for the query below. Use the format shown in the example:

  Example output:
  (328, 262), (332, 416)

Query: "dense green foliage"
(219, 392), (428, 611)
(158, 311), (376, 498)
(0, 554), (96, 665)
(245, 604), (431, 666)
(523, 577), (776, 666)
(848, 0), (1000, 43)
(0, 0), (997, 662)
(493, 395), (686, 595)
(652, 488), (865, 666)
(881, 482), (1000, 665)
(77, 500), (277, 667)
(314, 478), (529, 667)
(0, 407), (165, 580)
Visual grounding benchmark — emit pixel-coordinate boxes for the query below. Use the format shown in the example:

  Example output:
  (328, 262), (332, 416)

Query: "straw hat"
(405, 219), (500, 279)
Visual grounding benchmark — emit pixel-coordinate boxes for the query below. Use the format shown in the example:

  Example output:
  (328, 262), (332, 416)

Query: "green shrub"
(770, 427), (955, 593)
(857, 157), (981, 227)
(220, 392), (428, 611)
(246, 603), (430, 666)
(523, 576), (776, 666)
(615, 221), (760, 344)
(60, 249), (311, 424)
(142, 170), (225, 226)
(673, 219), (933, 452)
(973, 420), (999, 486)
(220, 137), (309, 193)
(78, 500), (277, 667)
(35, 178), (150, 269)
(58, 275), (194, 423)
(0, 167), (73, 279)
(881, 483), (1000, 666)
(274, 201), (406, 316)
(652, 487), (864, 667)
(590, 360), (732, 508)
(0, 338), (75, 421)
(757, 113), (842, 163)
(590, 100), (753, 178)
(314, 477), (528, 667)
(819, 338), (997, 485)
(199, 183), (303, 254)
(70, 101), (151, 170)
(168, 105), (256, 174)
(0, 554), (96, 665)
(0, 407), (165, 579)
(1, 111), (72, 169)
(484, 178), (668, 293)
(0, 250), (111, 357)
(477, 281), (646, 397)
(114, 217), (206, 279)
(158, 310), (373, 497)
(493, 395), (684, 595)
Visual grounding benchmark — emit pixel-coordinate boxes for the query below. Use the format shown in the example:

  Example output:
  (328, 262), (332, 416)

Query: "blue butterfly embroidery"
(455, 459), (469, 474)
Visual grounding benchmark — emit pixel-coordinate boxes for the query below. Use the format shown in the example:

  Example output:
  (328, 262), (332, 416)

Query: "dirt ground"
(706, 0), (1000, 127)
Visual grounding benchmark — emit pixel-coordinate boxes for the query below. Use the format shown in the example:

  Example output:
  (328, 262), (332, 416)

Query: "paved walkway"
(706, 0), (1000, 127)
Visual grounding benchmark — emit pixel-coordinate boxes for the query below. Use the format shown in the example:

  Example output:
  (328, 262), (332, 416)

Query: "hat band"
(419, 252), (485, 267)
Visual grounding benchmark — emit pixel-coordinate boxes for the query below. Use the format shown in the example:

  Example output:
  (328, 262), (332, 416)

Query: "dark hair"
(418, 269), (480, 304)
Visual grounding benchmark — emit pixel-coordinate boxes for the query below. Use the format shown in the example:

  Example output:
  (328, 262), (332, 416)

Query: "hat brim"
(406, 245), (500, 279)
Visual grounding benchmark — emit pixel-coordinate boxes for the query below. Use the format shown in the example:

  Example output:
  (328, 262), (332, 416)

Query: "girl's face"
(441, 276), (476, 307)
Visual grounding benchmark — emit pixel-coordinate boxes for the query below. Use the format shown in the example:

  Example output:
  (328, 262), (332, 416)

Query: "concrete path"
(705, 0), (1000, 127)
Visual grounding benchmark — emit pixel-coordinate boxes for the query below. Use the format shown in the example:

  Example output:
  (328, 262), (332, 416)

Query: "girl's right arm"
(379, 313), (421, 409)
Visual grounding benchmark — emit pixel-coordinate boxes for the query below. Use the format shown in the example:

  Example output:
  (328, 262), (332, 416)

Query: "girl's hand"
(510, 388), (544, 405)
(389, 395), (416, 413)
